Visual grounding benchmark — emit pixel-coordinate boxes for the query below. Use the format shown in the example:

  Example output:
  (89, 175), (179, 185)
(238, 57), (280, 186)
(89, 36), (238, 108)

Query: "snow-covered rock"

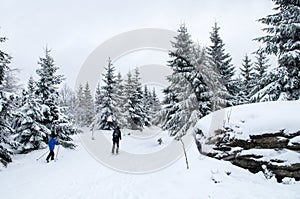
(195, 101), (300, 182)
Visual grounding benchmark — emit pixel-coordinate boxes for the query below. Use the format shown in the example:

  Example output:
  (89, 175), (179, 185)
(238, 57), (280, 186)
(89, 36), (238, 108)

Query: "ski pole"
(36, 150), (48, 161)
(55, 145), (60, 161)
(91, 128), (95, 140)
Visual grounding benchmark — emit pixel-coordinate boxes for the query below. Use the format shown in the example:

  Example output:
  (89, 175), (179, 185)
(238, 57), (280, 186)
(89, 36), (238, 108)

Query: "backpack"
(113, 130), (119, 139)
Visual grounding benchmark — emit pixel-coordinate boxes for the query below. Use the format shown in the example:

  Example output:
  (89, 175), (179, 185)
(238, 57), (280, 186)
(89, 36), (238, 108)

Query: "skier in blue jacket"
(46, 133), (59, 163)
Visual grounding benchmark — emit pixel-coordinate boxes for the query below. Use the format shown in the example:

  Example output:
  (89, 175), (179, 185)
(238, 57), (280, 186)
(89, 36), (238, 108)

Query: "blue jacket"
(48, 138), (59, 151)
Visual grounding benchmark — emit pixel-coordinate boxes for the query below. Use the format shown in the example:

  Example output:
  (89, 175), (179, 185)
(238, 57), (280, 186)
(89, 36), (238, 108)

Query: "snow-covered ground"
(1, 101), (300, 199)
(104, 126), (174, 154)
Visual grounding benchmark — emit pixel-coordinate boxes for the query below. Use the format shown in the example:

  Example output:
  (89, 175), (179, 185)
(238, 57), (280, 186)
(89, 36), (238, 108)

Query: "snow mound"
(197, 100), (300, 140)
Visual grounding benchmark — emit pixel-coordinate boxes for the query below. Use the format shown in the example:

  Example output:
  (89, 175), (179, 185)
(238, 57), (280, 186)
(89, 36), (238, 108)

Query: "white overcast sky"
(1, 0), (276, 90)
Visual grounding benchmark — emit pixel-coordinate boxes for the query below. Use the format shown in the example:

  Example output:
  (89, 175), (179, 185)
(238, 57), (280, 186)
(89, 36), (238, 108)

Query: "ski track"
(0, 127), (299, 199)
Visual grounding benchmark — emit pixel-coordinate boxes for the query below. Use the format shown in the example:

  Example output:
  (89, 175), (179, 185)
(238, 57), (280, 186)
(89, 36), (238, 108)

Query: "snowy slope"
(1, 101), (300, 198)
(0, 131), (299, 198)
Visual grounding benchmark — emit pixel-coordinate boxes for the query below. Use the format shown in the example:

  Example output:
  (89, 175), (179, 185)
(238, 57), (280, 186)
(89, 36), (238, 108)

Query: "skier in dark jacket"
(112, 126), (122, 154)
(46, 133), (59, 162)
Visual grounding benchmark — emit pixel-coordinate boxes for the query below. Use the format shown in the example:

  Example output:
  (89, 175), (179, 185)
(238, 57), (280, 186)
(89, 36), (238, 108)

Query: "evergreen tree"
(0, 36), (11, 86)
(94, 83), (102, 114)
(256, 0), (300, 100)
(0, 34), (13, 166)
(160, 24), (201, 136)
(253, 49), (270, 80)
(193, 43), (228, 111)
(113, 72), (126, 128)
(141, 85), (161, 126)
(93, 58), (117, 130)
(143, 85), (150, 109)
(75, 84), (85, 126)
(27, 76), (36, 94)
(159, 73), (181, 133)
(12, 77), (49, 153)
(232, 76), (246, 105)
(131, 71), (149, 127)
(83, 82), (94, 126)
(182, 44), (209, 131)
(206, 22), (235, 103)
(123, 68), (148, 130)
(35, 48), (64, 105)
(151, 88), (161, 109)
(239, 54), (254, 103)
(123, 71), (135, 129)
(251, 66), (296, 102)
(250, 49), (271, 102)
(155, 84), (176, 129)
(59, 83), (75, 112)
(142, 85), (151, 125)
(0, 91), (14, 166)
(168, 51), (212, 135)
(148, 87), (161, 123)
(59, 83), (76, 124)
(35, 48), (75, 148)
(1, 68), (21, 94)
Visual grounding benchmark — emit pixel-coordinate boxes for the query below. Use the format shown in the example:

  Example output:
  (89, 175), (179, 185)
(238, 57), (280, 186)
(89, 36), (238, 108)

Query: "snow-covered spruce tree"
(75, 82), (94, 127)
(75, 83), (85, 126)
(142, 85), (152, 126)
(254, 48), (270, 81)
(141, 85), (161, 126)
(0, 92), (14, 166)
(192, 43), (228, 112)
(12, 77), (50, 153)
(132, 68), (147, 126)
(249, 67), (289, 101)
(35, 48), (76, 148)
(206, 22), (235, 107)
(149, 88), (161, 123)
(159, 73), (181, 134)
(168, 51), (212, 118)
(59, 83), (76, 126)
(155, 83), (177, 130)
(94, 83), (102, 114)
(59, 83), (76, 116)
(230, 76), (245, 105)
(112, 72), (126, 128)
(160, 24), (201, 136)
(142, 85), (151, 118)
(1, 68), (21, 94)
(134, 68), (148, 128)
(0, 35), (13, 166)
(238, 54), (255, 104)
(123, 69), (147, 130)
(250, 49), (271, 102)
(256, 0), (300, 100)
(131, 68), (150, 128)
(0, 36), (10, 86)
(92, 58), (117, 130)
(83, 82), (94, 126)
(123, 71), (136, 129)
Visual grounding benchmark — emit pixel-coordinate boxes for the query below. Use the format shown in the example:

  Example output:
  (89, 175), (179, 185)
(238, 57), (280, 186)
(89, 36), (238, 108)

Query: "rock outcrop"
(196, 129), (300, 182)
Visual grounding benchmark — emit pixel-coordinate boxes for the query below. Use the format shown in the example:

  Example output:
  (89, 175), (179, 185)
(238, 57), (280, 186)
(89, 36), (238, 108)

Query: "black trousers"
(112, 140), (119, 154)
(46, 150), (55, 161)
